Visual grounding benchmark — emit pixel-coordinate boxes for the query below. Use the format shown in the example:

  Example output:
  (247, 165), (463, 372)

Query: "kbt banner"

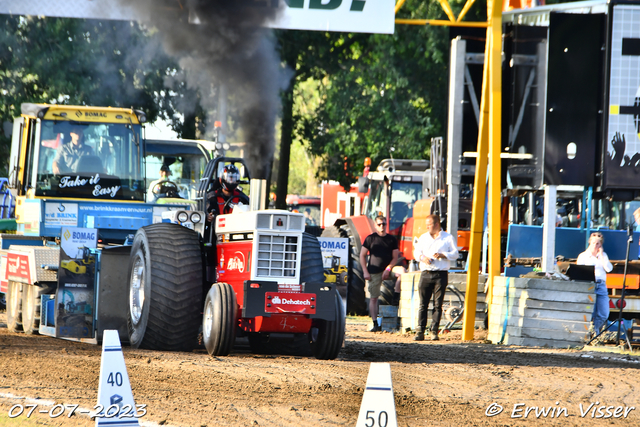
(0, 0), (395, 34)
(268, 0), (395, 34)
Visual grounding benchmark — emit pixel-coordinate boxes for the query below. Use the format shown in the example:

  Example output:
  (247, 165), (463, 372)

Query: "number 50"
(365, 410), (388, 427)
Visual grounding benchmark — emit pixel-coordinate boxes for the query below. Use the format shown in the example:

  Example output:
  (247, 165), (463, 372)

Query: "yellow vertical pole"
(487, 0), (503, 323)
(461, 30), (490, 341)
(462, 0), (501, 340)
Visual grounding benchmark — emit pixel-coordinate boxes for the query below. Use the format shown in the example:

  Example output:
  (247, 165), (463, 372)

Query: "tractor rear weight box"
(242, 281), (337, 321)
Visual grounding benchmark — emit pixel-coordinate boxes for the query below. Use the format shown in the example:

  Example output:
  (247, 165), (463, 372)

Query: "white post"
(249, 179), (267, 211)
(447, 37), (466, 238)
(541, 185), (557, 272)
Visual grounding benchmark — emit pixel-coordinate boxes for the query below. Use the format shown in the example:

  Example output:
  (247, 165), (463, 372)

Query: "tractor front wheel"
(6, 281), (23, 333)
(202, 283), (237, 356)
(22, 283), (55, 335)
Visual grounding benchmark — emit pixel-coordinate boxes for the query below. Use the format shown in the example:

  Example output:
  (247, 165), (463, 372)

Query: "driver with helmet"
(206, 164), (249, 221)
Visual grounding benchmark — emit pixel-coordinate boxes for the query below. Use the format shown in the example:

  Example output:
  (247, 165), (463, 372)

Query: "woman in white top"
(576, 232), (613, 333)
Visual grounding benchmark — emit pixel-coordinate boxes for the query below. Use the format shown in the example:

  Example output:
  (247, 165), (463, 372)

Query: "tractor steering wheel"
(152, 181), (181, 199)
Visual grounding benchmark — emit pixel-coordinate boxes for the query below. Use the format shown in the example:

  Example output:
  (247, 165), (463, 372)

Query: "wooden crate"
(377, 305), (400, 332)
(486, 276), (592, 348)
(398, 271), (488, 332)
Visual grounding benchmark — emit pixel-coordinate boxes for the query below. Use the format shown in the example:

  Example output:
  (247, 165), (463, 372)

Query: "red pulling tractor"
(127, 157), (345, 359)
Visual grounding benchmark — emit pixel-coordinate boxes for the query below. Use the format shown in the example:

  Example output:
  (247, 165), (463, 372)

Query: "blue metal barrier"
(0, 178), (15, 219)
(505, 224), (639, 277)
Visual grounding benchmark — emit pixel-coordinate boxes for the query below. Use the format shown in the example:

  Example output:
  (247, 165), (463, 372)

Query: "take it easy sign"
(266, 0), (395, 34)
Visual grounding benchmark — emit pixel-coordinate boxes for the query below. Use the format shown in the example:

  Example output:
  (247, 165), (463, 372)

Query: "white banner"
(318, 237), (349, 271)
(268, 0), (395, 34)
(0, 0), (139, 21)
(0, 0), (395, 34)
(45, 202), (78, 228)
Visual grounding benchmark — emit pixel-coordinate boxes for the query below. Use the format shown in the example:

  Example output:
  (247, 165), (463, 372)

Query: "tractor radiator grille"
(256, 234), (298, 278)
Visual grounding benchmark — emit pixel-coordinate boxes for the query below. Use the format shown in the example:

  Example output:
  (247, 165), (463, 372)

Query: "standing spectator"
(577, 232), (613, 334)
(413, 215), (459, 341)
(360, 215), (402, 332)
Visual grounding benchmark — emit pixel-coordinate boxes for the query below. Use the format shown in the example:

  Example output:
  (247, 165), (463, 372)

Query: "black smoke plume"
(116, 0), (288, 179)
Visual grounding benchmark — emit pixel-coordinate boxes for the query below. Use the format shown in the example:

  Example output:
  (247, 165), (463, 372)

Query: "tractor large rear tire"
(378, 279), (396, 306)
(348, 254), (367, 315)
(203, 283), (237, 356)
(310, 290), (345, 360)
(22, 283), (55, 335)
(301, 232), (325, 282)
(6, 281), (23, 333)
(322, 224), (367, 315)
(127, 223), (203, 351)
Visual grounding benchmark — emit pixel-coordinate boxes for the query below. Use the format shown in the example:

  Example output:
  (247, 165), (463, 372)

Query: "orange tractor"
(322, 146), (471, 315)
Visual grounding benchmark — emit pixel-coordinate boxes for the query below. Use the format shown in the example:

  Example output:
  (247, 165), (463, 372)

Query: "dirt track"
(2, 312), (640, 427)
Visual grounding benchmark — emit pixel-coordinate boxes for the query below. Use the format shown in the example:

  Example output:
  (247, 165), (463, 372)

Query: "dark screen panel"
(545, 13), (604, 186)
(503, 24), (548, 189)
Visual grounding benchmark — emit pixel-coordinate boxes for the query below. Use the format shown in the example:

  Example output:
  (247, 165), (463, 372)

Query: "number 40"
(365, 410), (388, 427)
(107, 372), (123, 387)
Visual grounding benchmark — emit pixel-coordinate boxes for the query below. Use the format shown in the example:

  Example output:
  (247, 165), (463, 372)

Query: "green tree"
(274, 30), (372, 204)
(0, 16), (180, 176)
(276, 0), (488, 191)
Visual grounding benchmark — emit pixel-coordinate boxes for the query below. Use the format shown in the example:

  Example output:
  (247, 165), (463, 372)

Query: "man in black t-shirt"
(359, 215), (403, 332)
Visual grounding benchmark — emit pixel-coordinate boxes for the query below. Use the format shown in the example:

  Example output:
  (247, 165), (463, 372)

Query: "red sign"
(218, 217), (226, 228)
(6, 252), (32, 284)
(265, 292), (317, 315)
(217, 242), (252, 303)
(0, 254), (7, 293)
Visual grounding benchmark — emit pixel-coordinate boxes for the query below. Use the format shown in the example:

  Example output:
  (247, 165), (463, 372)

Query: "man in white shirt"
(576, 232), (613, 333)
(412, 215), (458, 341)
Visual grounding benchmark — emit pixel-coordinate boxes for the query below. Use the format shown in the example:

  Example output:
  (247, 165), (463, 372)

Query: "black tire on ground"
(303, 232), (344, 359)
(127, 223), (203, 351)
(378, 279), (396, 306)
(348, 256), (367, 315)
(310, 289), (346, 360)
(321, 225), (367, 315)
(22, 283), (55, 335)
(6, 281), (23, 333)
(203, 283), (237, 356)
